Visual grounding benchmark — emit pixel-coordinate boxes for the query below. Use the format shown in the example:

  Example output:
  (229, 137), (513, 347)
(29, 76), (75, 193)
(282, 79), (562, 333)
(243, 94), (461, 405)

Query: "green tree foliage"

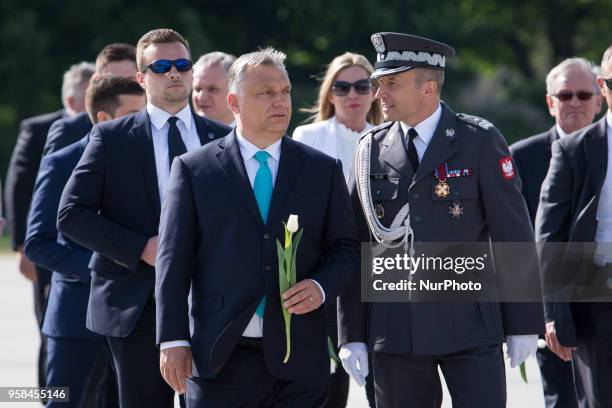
(1, 0), (611, 178)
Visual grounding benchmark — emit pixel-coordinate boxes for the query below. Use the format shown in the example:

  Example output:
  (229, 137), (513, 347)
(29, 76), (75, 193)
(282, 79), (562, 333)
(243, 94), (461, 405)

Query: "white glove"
(338, 342), (369, 386)
(506, 334), (538, 368)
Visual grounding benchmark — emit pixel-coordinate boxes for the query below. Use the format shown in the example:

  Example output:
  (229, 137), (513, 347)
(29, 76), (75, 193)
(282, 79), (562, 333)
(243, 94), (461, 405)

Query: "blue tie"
(253, 151), (273, 318)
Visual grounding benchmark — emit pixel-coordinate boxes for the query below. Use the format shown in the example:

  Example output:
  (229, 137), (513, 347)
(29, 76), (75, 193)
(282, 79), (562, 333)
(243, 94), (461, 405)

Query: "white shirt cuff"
(310, 279), (326, 303)
(160, 340), (190, 350)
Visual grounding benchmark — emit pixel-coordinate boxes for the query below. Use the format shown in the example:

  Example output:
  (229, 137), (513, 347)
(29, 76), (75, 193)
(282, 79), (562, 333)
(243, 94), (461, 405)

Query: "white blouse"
(293, 117), (373, 183)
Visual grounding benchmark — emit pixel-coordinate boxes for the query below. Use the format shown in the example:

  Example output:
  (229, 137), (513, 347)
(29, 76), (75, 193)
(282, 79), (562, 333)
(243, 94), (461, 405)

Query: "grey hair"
(61, 61), (95, 108)
(546, 57), (600, 95)
(227, 47), (287, 94)
(193, 51), (236, 74)
(413, 68), (445, 96)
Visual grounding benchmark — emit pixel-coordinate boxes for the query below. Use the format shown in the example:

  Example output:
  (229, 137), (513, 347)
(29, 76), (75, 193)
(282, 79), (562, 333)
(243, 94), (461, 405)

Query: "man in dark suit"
(511, 58), (602, 408)
(536, 44), (612, 408)
(43, 43), (139, 156)
(4, 61), (93, 391)
(25, 75), (145, 408)
(338, 33), (545, 408)
(57, 29), (230, 408)
(155, 47), (359, 407)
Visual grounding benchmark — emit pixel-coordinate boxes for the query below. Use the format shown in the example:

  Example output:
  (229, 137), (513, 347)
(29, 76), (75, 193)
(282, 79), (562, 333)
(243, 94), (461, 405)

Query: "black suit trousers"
(572, 336), (612, 408)
(106, 299), (174, 408)
(372, 344), (505, 408)
(186, 344), (328, 408)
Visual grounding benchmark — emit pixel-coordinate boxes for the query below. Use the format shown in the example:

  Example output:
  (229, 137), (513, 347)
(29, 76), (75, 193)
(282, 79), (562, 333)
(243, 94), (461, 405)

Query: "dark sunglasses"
(145, 58), (193, 74)
(551, 91), (596, 102)
(604, 78), (612, 90)
(331, 79), (372, 96)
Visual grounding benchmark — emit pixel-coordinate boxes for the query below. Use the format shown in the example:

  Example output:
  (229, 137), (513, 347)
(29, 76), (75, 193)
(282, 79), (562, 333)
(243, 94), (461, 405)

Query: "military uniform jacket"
(338, 102), (545, 355)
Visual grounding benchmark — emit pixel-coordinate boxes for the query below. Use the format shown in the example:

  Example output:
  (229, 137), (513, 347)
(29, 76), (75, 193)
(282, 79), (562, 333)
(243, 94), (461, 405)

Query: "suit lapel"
(411, 104), (457, 186)
(217, 131), (264, 227)
(381, 122), (415, 180)
(193, 111), (217, 145)
(267, 136), (304, 225)
(585, 117), (608, 194)
(547, 127), (559, 145)
(130, 110), (161, 218)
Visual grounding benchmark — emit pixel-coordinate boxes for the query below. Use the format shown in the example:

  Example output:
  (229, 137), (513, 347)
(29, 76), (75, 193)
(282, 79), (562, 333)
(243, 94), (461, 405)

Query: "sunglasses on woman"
(145, 58), (193, 74)
(331, 79), (372, 96)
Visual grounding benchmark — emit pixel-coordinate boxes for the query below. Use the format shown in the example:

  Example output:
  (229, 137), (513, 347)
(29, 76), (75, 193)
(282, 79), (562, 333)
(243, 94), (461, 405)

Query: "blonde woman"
(293, 52), (383, 183)
(293, 52), (381, 408)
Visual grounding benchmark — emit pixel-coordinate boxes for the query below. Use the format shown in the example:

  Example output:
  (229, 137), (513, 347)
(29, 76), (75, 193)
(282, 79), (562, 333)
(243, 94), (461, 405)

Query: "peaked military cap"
(370, 32), (455, 78)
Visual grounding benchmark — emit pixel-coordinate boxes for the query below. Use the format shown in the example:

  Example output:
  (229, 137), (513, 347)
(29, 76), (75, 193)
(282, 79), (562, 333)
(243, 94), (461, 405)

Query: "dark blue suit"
(4, 108), (65, 393)
(155, 131), (359, 407)
(536, 117), (612, 407)
(43, 111), (93, 156)
(25, 135), (117, 408)
(511, 128), (578, 408)
(57, 108), (229, 408)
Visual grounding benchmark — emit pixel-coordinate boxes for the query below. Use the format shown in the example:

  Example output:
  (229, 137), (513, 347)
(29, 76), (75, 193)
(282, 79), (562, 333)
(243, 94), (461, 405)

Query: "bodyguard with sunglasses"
(536, 45), (612, 408)
(58, 29), (229, 408)
(511, 58), (601, 408)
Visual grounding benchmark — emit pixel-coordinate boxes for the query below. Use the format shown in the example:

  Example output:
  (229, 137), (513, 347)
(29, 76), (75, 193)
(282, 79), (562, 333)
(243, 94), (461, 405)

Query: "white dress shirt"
(594, 111), (612, 266)
(161, 130), (325, 350)
(400, 103), (442, 161)
(555, 124), (570, 139)
(147, 102), (202, 204)
(292, 117), (373, 183)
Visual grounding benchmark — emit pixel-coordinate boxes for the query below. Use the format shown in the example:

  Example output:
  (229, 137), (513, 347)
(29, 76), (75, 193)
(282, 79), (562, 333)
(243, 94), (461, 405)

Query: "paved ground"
(0, 254), (545, 407)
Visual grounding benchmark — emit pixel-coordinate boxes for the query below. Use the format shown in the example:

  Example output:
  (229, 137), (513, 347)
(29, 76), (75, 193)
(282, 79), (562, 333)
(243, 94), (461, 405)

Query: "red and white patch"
(498, 156), (515, 180)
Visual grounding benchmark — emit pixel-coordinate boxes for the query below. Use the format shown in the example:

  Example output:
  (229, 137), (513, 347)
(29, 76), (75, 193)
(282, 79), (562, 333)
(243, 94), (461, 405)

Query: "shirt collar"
(400, 103), (442, 146)
(235, 129), (282, 162)
(556, 124), (570, 139)
(147, 102), (193, 131)
(607, 110), (612, 130)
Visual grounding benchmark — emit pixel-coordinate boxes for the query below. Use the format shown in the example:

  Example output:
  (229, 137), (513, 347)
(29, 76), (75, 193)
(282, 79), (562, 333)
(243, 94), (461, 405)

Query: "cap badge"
(372, 34), (385, 53)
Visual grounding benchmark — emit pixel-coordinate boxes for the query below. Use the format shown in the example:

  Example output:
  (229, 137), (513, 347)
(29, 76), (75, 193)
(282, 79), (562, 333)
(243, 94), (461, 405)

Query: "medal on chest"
(449, 202), (464, 218)
(434, 163), (450, 198)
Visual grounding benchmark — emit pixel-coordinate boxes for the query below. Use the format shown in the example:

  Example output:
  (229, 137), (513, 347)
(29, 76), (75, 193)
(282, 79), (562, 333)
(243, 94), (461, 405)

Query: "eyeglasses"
(604, 78), (612, 90)
(145, 58), (193, 74)
(331, 79), (372, 96)
(551, 91), (596, 102)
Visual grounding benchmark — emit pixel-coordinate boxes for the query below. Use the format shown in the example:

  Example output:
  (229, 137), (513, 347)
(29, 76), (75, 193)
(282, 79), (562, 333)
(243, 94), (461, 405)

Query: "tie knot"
(407, 127), (419, 141)
(254, 151), (270, 164)
(167, 116), (179, 126)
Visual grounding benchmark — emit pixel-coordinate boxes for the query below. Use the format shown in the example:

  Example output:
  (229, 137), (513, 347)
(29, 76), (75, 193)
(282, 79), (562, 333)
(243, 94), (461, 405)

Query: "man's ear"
(136, 71), (146, 90)
(96, 110), (113, 123)
(228, 93), (240, 114)
(545, 95), (556, 118)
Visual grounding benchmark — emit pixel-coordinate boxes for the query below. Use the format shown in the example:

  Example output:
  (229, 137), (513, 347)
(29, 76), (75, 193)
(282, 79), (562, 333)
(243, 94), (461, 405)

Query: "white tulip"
(287, 214), (299, 233)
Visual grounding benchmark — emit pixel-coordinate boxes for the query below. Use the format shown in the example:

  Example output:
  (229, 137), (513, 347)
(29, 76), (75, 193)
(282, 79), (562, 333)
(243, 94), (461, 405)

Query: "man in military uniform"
(337, 32), (545, 407)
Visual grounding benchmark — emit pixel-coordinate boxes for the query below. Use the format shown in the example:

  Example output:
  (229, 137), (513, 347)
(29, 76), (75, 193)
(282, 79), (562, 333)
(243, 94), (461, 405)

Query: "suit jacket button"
(413, 215), (422, 222)
(264, 265), (272, 271)
(263, 233), (271, 240)
(412, 193), (420, 199)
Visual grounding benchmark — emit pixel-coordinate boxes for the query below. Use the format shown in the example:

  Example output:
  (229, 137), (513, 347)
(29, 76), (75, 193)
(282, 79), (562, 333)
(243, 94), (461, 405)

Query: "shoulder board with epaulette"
(456, 113), (496, 131)
(359, 121), (394, 140)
